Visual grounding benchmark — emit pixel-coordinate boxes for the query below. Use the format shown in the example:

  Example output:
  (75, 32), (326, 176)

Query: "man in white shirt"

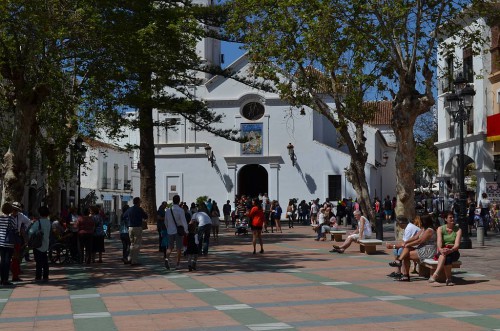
(191, 207), (212, 256)
(164, 195), (188, 270)
(386, 216), (420, 278)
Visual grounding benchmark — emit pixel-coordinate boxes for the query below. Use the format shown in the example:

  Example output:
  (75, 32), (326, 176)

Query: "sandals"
(446, 279), (455, 286)
(395, 275), (410, 282)
(332, 245), (340, 250)
(388, 260), (402, 267)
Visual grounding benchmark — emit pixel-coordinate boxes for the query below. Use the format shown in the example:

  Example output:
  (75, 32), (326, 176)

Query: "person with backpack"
(29, 206), (51, 282)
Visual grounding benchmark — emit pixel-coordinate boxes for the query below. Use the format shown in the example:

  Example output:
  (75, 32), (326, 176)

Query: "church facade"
(148, 56), (396, 207)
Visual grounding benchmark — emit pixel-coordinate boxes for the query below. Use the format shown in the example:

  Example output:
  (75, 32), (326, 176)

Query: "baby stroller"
(235, 217), (249, 235)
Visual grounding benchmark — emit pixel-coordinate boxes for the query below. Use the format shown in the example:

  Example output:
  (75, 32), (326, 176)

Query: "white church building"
(115, 39), (397, 208)
(101, 0), (397, 209)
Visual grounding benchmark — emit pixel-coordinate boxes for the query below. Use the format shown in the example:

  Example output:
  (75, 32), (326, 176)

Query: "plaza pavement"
(1, 222), (500, 331)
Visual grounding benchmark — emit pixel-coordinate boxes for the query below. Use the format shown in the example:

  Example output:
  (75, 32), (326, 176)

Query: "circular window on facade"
(241, 102), (265, 121)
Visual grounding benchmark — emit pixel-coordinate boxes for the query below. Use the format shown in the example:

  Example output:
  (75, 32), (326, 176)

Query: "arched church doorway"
(238, 164), (268, 198)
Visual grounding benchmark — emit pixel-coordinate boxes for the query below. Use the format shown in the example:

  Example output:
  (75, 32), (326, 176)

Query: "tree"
(337, 0), (494, 218)
(94, 1), (240, 223)
(0, 1), (107, 204)
(226, 0), (495, 219)
(225, 1), (387, 220)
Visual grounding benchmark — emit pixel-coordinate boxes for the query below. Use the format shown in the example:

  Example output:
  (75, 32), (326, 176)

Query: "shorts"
(167, 234), (184, 250)
(384, 210), (393, 216)
(251, 225), (263, 232)
(443, 250), (460, 265)
(393, 247), (403, 257)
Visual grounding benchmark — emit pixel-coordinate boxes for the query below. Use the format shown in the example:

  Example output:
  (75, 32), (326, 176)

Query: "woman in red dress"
(248, 198), (265, 254)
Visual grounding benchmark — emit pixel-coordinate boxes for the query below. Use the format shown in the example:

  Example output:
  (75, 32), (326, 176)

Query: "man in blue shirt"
(123, 197), (148, 265)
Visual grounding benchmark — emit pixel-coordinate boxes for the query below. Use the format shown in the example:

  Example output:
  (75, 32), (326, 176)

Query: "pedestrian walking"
(123, 197), (148, 265)
(248, 198), (265, 254)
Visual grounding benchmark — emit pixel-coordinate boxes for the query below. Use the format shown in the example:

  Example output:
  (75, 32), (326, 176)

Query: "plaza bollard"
(476, 226), (484, 246)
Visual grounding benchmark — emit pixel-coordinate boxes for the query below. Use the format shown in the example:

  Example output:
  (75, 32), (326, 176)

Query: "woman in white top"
(330, 210), (372, 253)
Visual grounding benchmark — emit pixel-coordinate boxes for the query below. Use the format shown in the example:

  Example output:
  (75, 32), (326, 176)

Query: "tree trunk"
(138, 74), (157, 226)
(392, 90), (432, 220)
(339, 124), (375, 222)
(2, 101), (40, 203)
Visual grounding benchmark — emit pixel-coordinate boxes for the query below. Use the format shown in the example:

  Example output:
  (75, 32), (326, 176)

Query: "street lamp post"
(445, 73), (475, 249)
(74, 137), (87, 215)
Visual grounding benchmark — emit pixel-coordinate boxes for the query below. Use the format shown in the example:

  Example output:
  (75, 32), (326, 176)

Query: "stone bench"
(330, 230), (347, 242)
(418, 258), (462, 282)
(358, 239), (383, 254)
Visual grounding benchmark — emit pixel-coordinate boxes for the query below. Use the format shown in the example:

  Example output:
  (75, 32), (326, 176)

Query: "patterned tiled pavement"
(1, 223), (500, 331)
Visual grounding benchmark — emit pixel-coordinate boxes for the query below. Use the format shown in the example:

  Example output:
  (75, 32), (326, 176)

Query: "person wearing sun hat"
(10, 202), (31, 282)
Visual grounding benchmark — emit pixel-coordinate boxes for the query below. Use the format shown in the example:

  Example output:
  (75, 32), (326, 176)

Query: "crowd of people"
(0, 201), (115, 286)
(1, 191), (498, 287)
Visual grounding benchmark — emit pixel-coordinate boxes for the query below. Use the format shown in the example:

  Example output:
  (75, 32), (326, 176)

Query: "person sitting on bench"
(386, 216), (420, 278)
(387, 215), (436, 282)
(428, 211), (462, 286)
(330, 210), (371, 253)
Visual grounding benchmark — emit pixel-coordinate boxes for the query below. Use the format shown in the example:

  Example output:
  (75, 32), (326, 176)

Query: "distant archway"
(238, 164), (268, 198)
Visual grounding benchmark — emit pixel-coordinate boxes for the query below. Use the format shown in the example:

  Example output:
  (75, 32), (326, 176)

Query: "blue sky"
(221, 41), (245, 68)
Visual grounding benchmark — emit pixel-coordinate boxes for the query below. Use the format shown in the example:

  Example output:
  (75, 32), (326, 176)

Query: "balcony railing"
(101, 177), (111, 190)
(113, 179), (122, 190)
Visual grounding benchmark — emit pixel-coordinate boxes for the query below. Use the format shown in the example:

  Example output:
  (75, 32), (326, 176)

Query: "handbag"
(170, 208), (185, 236)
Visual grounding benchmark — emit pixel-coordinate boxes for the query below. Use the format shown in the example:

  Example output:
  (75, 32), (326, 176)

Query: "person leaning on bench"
(428, 211), (461, 286)
(387, 214), (436, 282)
(330, 210), (372, 253)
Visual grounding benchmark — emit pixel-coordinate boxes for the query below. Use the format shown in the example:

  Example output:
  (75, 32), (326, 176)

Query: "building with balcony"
(436, 16), (500, 207)
(79, 138), (140, 222)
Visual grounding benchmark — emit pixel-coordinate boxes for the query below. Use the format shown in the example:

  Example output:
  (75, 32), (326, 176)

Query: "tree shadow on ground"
(19, 227), (338, 291)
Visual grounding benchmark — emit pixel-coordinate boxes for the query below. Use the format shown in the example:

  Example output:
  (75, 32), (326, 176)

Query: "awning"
(486, 113), (500, 142)
(121, 195), (133, 202)
(102, 194), (113, 201)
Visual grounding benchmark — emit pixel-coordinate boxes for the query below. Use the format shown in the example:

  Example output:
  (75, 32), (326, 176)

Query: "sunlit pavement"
(1, 223), (500, 331)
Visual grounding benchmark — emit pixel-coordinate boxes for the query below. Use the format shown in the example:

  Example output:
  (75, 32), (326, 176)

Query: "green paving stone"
(0, 302), (5, 313)
(343, 285), (390, 297)
(223, 308), (278, 326)
(71, 298), (108, 314)
(292, 272), (334, 283)
(195, 291), (240, 306)
(396, 299), (452, 313)
(457, 316), (500, 329)
(167, 277), (208, 289)
(0, 290), (11, 299)
(74, 317), (117, 331)
(70, 288), (99, 296)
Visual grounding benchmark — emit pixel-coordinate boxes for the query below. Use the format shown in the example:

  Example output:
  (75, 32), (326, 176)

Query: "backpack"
(27, 220), (44, 249)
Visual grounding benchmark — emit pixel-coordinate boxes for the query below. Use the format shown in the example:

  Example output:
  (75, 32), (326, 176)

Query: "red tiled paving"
(1, 223), (500, 330)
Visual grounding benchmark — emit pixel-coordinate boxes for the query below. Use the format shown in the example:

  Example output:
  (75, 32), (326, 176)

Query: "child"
(186, 221), (199, 271)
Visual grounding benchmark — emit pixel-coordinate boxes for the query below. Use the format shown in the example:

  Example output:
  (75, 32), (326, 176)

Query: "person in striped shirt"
(0, 203), (16, 286)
